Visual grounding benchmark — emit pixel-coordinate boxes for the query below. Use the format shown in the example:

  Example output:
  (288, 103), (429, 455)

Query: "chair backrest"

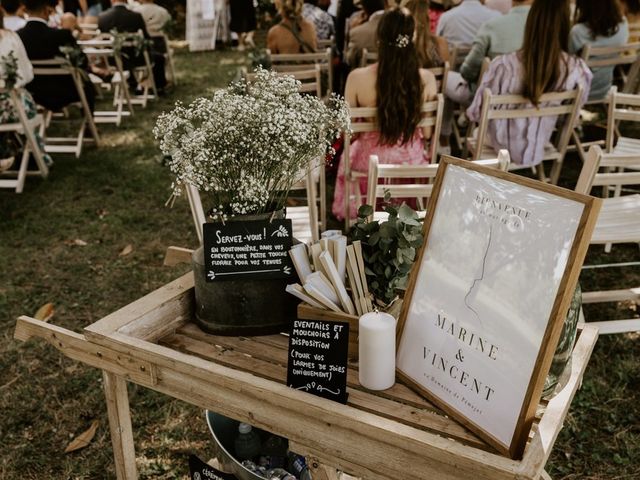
(448, 43), (471, 70)
(358, 49), (448, 94)
(31, 58), (90, 108)
(365, 151), (510, 216)
(269, 48), (332, 94)
(630, 22), (640, 42)
(346, 94), (444, 162)
(242, 66), (322, 97)
(605, 86), (640, 152)
(316, 38), (334, 51)
(575, 145), (640, 195)
(581, 42), (640, 69)
(473, 87), (583, 161)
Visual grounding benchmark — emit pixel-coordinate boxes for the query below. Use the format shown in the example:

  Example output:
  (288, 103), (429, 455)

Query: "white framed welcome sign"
(396, 157), (601, 458)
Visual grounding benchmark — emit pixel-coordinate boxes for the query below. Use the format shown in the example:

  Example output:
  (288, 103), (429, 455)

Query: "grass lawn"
(1, 47), (639, 479)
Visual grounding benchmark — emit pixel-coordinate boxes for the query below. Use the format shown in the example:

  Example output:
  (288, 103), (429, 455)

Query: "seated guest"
(98, 0), (167, 92)
(17, 0), (95, 111)
(267, 0), (317, 54)
(303, 0), (335, 41)
(345, 0), (384, 66)
(427, 0), (452, 33)
(570, 0), (629, 101)
(484, 0), (510, 14)
(407, 0), (449, 67)
(1, 0), (26, 31)
(132, 0), (170, 37)
(332, 7), (437, 220)
(620, 0), (640, 25)
(0, 12), (52, 165)
(446, 0), (531, 105)
(467, 0), (591, 166)
(436, 0), (501, 46)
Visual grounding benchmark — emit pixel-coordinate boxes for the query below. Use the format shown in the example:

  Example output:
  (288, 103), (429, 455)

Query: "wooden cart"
(14, 272), (598, 480)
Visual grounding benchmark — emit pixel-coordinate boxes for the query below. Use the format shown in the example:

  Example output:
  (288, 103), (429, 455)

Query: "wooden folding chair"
(574, 145), (640, 334)
(454, 57), (492, 154)
(343, 95), (444, 229)
(241, 65), (327, 232)
(466, 87), (583, 184)
(114, 30), (158, 108)
(242, 65), (323, 97)
(605, 87), (640, 156)
(570, 43), (640, 160)
(31, 58), (100, 158)
(81, 37), (134, 125)
(0, 88), (49, 193)
(152, 33), (177, 86)
(365, 150), (510, 223)
(581, 42), (640, 97)
(185, 163), (321, 245)
(316, 37), (334, 52)
(269, 48), (333, 97)
(359, 49), (449, 95)
(448, 43), (471, 70)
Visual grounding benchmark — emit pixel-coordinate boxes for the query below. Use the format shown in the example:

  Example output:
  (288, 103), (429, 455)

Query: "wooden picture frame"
(396, 157), (601, 459)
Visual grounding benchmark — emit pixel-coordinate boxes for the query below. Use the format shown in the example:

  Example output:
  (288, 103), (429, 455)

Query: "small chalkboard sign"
(189, 455), (237, 480)
(203, 220), (294, 282)
(287, 319), (349, 404)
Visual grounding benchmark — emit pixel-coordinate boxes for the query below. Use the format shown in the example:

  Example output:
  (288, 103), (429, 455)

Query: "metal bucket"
(204, 411), (270, 480)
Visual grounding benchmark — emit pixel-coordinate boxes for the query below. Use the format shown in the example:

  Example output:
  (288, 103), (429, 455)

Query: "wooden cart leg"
(539, 469), (553, 480)
(103, 371), (138, 480)
(307, 457), (341, 480)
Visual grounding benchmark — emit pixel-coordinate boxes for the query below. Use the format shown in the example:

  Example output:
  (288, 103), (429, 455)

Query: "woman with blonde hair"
(406, 0), (449, 68)
(267, 0), (318, 54)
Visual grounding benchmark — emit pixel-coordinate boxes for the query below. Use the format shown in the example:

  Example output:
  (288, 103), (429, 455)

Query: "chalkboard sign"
(189, 455), (237, 480)
(203, 220), (294, 282)
(287, 319), (349, 404)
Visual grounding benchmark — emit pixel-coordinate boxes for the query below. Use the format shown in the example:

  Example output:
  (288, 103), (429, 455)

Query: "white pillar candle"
(358, 311), (397, 391)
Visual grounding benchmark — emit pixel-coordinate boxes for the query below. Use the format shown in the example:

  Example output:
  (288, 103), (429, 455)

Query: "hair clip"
(394, 34), (410, 48)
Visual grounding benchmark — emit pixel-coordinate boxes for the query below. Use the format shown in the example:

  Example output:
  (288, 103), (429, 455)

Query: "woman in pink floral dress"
(332, 7), (437, 221)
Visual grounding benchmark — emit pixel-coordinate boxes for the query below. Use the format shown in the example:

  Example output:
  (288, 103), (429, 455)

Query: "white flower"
(153, 67), (350, 216)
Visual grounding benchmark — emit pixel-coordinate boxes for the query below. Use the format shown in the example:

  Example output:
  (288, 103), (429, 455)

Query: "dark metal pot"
(191, 209), (298, 336)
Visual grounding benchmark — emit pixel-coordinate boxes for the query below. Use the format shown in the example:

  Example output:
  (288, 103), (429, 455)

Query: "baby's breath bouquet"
(154, 68), (349, 218)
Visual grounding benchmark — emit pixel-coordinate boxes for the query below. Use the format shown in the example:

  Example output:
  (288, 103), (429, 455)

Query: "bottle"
(263, 434), (288, 468)
(234, 423), (262, 462)
(288, 453), (312, 480)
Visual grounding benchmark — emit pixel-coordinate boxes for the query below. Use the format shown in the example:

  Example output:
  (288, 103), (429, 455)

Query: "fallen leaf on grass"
(119, 244), (133, 257)
(64, 420), (99, 453)
(34, 303), (54, 322)
(65, 238), (88, 246)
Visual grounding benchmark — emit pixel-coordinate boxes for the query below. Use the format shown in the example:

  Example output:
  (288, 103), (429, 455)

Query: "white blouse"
(0, 29), (34, 88)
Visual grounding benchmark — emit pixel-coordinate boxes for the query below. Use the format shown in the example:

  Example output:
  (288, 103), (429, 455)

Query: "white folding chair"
(117, 30), (158, 107)
(31, 58), (100, 158)
(0, 88), (49, 192)
(575, 145), (640, 334)
(466, 87), (583, 184)
(365, 151), (510, 223)
(343, 95), (444, 229)
(269, 48), (333, 98)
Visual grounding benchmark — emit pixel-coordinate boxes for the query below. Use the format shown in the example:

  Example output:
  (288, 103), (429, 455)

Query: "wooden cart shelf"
(14, 272), (599, 480)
